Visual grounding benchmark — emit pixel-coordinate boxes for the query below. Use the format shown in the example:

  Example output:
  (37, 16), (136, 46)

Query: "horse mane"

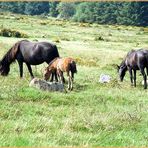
(0, 41), (20, 76)
(120, 50), (136, 67)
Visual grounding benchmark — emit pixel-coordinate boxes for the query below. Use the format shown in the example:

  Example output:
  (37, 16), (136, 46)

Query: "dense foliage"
(0, 2), (148, 26)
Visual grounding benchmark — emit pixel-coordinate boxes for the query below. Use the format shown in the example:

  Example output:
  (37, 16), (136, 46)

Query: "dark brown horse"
(117, 49), (148, 89)
(0, 40), (59, 79)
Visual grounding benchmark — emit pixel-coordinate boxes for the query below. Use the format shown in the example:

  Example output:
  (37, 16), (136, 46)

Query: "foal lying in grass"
(43, 57), (77, 90)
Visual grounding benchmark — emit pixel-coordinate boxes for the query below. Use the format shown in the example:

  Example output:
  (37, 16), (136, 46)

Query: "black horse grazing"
(117, 49), (148, 89)
(0, 40), (59, 79)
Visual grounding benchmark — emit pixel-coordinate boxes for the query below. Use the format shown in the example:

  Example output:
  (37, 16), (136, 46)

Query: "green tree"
(138, 2), (148, 26)
(24, 2), (50, 15)
(94, 2), (118, 24)
(57, 2), (76, 19)
(73, 2), (96, 23)
(49, 2), (59, 17)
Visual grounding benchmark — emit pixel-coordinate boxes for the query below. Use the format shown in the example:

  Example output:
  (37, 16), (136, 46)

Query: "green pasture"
(0, 13), (148, 146)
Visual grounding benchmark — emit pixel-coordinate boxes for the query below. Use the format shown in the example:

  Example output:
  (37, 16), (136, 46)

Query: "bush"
(0, 28), (28, 38)
(75, 57), (98, 67)
(94, 36), (104, 41)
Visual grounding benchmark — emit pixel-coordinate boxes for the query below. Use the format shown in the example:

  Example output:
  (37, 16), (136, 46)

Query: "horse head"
(43, 67), (52, 81)
(117, 61), (127, 82)
(0, 61), (10, 76)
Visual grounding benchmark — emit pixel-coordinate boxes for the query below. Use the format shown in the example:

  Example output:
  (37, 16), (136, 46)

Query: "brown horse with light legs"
(43, 57), (77, 90)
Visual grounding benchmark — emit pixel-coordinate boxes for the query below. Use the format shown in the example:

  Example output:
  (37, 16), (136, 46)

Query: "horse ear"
(112, 64), (120, 70)
(116, 65), (120, 70)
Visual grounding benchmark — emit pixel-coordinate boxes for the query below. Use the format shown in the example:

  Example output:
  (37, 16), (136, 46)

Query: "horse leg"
(50, 72), (54, 82)
(26, 63), (34, 79)
(18, 61), (23, 78)
(133, 70), (136, 87)
(71, 72), (74, 82)
(61, 71), (65, 83)
(146, 67), (148, 76)
(55, 71), (58, 82)
(70, 72), (73, 90)
(67, 71), (71, 90)
(129, 68), (133, 86)
(57, 69), (64, 84)
(140, 67), (147, 89)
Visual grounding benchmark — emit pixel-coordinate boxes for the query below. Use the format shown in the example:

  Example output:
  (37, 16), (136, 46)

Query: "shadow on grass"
(74, 82), (89, 92)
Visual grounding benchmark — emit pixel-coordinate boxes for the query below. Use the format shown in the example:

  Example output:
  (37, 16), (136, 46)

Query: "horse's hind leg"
(68, 76), (71, 90)
(140, 68), (147, 89)
(18, 61), (23, 78)
(67, 72), (73, 91)
(66, 71), (71, 90)
(129, 68), (133, 86)
(26, 63), (34, 79)
(70, 72), (74, 90)
(146, 68), (148, 76)
(133, 70), (136, 87)
(71, 72), (74, 82)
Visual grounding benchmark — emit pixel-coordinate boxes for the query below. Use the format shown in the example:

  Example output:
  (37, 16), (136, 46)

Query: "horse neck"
(1, 53), (10, 66)
(121, 59), (127, 72)
(121, 59), (126, 67)
(4, 43), (19, 64)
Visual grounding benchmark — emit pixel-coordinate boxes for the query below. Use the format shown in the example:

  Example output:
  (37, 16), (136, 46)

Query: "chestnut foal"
(43, 57), (77, 90)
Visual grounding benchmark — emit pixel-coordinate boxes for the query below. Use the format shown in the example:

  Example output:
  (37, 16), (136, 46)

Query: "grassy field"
(1, 12), (148, 146)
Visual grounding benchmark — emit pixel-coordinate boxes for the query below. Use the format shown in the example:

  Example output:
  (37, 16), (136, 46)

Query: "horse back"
(57, 58), (77, 73)
(17, 40), (59, 65)
(126, 49), (148, 69)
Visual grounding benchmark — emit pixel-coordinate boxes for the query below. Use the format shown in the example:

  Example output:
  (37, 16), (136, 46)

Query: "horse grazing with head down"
(117, 49), (148, 89)
(43, 57), (77, 90)
(0, 40), (59, 79)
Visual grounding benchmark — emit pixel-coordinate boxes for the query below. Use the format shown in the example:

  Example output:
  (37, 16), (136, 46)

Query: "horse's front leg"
(133, 70), (136, 87)
(61, 71), (65, 83)
(57, 69), (64, 84)
(18, 61), (23, 78)
(54, 70), (59, 82)
(26, 63), (34, 79)
(50, 72), (54, 82)
(140, 67), (147, 89)
(128, 68), (133, 86)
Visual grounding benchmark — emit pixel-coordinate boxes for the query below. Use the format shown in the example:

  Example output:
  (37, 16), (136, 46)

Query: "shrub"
(0, 28), (28, 38)
(75, 57), (98, 67)
(94, 36), (104, 41)
(53, 38), (60, 43)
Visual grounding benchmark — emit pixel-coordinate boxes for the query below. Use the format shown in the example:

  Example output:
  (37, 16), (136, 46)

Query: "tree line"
(0, 2), (148, 26)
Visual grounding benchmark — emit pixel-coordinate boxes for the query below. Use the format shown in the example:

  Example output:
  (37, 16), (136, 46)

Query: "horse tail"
(70, 60), (77, 73)
(0, 41), (20, 76)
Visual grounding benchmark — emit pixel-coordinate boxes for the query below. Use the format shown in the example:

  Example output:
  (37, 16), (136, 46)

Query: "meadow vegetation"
(0, 13), (148, 146)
